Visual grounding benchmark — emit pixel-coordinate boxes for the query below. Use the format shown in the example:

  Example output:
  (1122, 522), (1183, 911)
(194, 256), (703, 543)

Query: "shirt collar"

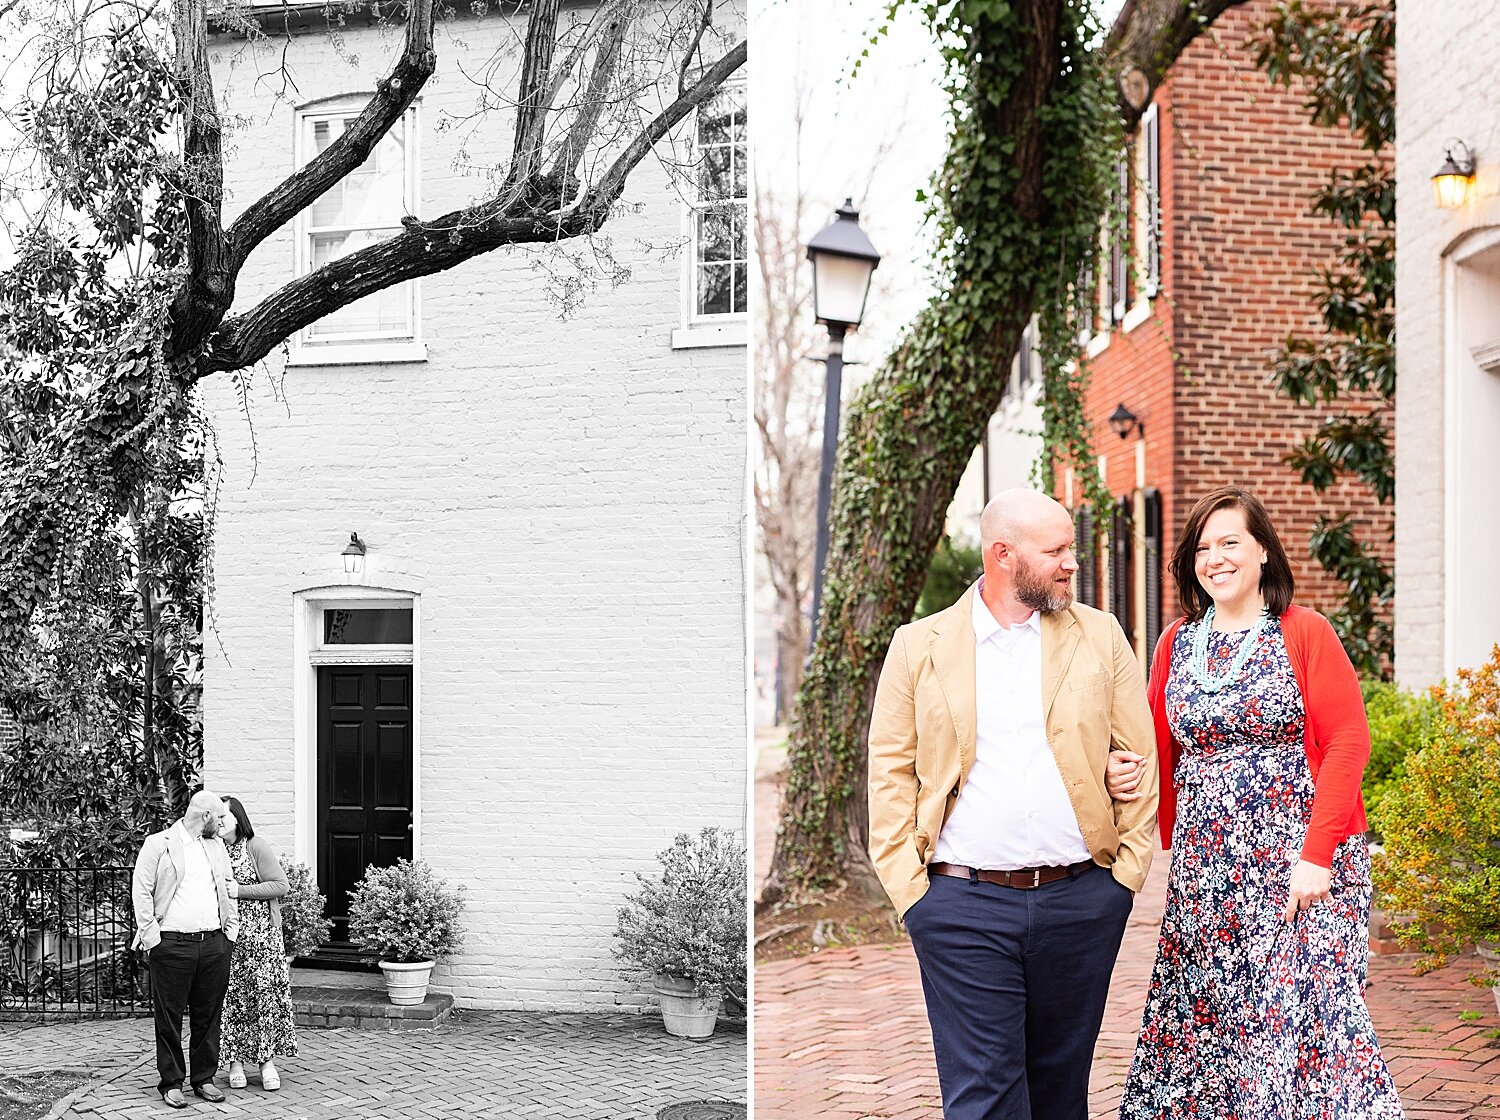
(971, 580), (1041, 644)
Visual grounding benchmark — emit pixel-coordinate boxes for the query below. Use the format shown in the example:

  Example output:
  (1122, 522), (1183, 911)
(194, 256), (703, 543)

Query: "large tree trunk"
(761, 0), (1249, 908)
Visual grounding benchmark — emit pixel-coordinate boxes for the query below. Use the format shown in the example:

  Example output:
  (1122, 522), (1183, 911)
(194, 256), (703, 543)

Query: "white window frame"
(673, 80), (747, 350)
(289, 97), (426, 367)
(1138, 103), (1162, 299)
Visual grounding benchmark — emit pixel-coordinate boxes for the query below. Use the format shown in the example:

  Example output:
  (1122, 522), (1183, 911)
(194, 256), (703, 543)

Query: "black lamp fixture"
(806, 199), (882, 329)
(804, 199), (882, 651)
(1108, 402), (1143, 441)
(342, 532), (367, 576)
(1433, 140), (1476, 210)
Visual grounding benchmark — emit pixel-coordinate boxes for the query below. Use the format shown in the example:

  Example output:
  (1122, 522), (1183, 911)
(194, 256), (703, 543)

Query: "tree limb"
(506, 0), (563, 189)
(168, 0), (230, 356)
(1106, 0), (1250, 126)
(200, 37), (747, 376)
(546, 1), (632, 188)
(222, 0), (438, 276)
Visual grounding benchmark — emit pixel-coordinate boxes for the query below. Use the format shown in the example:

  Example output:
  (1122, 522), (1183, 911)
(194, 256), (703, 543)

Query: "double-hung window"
(674, 84), (746, 348)
(292, 99), (423, 364)
(1137, 103), (1161, 297)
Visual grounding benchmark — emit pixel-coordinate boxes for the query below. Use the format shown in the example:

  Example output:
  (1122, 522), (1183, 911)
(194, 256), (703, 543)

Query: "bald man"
(868, 489), (1159, 1120)
(132, 790), (240, 1108)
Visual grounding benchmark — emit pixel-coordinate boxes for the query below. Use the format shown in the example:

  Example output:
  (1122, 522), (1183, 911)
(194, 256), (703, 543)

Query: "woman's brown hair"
(1169, 487), (1295, 621)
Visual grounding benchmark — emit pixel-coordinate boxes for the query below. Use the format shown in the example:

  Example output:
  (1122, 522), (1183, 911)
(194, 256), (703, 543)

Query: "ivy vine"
(765, 0), (1118, 901)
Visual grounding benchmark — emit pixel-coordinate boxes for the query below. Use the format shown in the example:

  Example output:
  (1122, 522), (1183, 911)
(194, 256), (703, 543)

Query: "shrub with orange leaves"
(1371, 644), (1500, 976)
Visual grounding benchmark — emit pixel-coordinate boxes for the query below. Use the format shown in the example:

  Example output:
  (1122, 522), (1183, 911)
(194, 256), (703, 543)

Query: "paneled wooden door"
(316, 665), (414, 948)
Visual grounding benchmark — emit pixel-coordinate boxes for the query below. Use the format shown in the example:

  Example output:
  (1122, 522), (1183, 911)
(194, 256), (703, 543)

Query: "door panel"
(317, 665), (414, 947)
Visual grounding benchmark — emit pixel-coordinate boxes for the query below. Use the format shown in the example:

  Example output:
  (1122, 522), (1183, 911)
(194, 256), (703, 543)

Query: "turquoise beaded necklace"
(1187, 604), (1269, 693)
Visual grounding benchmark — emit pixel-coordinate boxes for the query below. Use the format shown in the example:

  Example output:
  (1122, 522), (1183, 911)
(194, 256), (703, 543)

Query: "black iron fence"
(0, 865), (151, 1018)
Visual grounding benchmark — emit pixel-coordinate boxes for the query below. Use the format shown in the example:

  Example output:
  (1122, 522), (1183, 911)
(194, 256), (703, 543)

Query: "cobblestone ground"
(754, 766), (1500, 1120)
(0, 1010), (746, 1120)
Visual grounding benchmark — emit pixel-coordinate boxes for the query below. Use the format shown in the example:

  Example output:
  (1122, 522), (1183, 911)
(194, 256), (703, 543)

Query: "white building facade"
(201, 5), (747, 1011)
(1394, 0), (1500, 688)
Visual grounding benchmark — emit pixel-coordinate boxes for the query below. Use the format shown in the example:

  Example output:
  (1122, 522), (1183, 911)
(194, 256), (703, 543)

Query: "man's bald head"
(980, 489), (1073, 551)
(184, 789), (226, 838)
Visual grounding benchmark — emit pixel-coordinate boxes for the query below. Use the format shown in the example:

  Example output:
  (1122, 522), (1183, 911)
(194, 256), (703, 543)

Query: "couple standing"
(868, 486), (1405, 1120)
(130, 790), (297, 1107)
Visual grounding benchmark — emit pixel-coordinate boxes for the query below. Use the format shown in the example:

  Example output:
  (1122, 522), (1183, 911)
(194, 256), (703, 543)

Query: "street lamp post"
(805, 199), (881, 649)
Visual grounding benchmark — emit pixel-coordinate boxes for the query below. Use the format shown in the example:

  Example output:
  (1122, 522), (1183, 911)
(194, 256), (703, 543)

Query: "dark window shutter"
(1074, 504), (1098, 608)
(1143, 488), (1163, 668)
(1110, 496), (1133, 643)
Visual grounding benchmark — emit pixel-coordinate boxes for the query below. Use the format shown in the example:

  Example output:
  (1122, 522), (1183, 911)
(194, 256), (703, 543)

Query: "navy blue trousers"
(903, 864), (1134, 1120)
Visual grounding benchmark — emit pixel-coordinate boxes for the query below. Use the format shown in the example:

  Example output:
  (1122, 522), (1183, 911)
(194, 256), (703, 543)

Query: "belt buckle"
(1031, 868), (1041, 888)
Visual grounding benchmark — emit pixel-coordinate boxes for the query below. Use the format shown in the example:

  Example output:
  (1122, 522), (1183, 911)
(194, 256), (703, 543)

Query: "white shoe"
(261, 1061), (280, 1091)
(227, 1062), (246, 1089)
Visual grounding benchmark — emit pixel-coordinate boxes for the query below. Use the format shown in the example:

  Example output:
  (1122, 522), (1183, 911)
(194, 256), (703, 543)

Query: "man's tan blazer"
(868, 585), (1159, 919)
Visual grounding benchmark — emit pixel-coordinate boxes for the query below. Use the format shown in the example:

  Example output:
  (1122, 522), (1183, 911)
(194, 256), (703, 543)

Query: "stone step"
(291, 983), (453, 1030)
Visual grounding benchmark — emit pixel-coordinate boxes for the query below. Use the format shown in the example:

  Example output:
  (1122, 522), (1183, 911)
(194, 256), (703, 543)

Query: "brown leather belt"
(928, 859), (1096, 890)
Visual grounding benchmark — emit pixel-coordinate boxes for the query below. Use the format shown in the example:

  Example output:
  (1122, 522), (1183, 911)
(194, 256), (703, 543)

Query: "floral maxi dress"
(1118, 618), (1403, 1120)
(219, 840), (298, 1065)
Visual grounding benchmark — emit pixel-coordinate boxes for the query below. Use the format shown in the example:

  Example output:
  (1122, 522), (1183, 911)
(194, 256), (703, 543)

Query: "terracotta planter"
(379, 959), (435, 1005)
(652, 972), (721, 1039)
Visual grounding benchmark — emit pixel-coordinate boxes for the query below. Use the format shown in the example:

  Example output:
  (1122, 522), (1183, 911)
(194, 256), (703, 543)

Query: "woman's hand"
(1106, 751), (1146, 801)
(1282, 859), (1332, 921)
(224, 877), (240, 899)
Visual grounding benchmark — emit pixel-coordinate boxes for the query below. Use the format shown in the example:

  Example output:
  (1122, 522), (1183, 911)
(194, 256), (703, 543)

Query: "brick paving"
(0, 1009), (745, 1119)
(754, 765), (1500, 1119)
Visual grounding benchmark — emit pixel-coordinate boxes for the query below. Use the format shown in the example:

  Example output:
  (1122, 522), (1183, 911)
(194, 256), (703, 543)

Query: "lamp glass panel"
(1433, 173), (1470, 210)
(813, 254), (874, 325)
(323, 608), (413, 645)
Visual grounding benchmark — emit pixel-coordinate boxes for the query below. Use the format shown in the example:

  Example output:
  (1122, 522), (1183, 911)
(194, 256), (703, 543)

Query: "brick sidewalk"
(755, 769), (1500, 1119)
(1, 1010), (745, 1119)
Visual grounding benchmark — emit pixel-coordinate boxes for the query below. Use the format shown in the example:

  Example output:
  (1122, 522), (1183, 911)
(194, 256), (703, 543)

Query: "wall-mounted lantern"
(1108, 402), (1144, 441)
(1433, 141), (1476, 210)
(342, 532), (367, 576)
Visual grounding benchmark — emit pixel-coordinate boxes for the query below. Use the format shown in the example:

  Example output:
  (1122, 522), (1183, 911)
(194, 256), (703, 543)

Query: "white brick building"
(1394, 0), (1500, 688)
(200, 6), (746, 1010)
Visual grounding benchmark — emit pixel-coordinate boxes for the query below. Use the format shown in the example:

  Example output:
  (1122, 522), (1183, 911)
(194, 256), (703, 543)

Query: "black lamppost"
(805, 199), (881, 647)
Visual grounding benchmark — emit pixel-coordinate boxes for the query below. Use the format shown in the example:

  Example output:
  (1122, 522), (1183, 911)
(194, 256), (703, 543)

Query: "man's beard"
(201, 817), (218, 838)
(1014, 556), (1073, 613)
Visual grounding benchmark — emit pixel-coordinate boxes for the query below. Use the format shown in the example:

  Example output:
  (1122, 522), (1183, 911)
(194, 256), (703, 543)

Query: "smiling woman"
(1111, 485), (1404, 1120)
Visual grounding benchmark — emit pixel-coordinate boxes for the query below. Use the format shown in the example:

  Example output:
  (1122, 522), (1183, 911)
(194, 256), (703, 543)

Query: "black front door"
(317, 665), (414, 947)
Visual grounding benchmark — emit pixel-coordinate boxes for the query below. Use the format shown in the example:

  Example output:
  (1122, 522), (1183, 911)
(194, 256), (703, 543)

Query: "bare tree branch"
(546, 1), (632, 187)
(221, 0), (438, 277)
(1107, 0), (1250, 126)
(200, 37), (747, 376)
(678, 0), (713, 98)
(506, 0), (563, 189)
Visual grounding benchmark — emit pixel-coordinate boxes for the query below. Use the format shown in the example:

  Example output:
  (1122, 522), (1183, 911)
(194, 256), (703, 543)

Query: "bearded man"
(131, 789), (240, 1108)
(867, 488), (1160, 1120)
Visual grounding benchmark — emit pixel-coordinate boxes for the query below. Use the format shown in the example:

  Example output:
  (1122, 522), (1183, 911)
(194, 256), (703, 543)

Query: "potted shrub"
(346, 859), (465, 1005)
(615, 827), (746, 1039)
(278, 858), (333, 963)
(1372, 645), (1500, 1008)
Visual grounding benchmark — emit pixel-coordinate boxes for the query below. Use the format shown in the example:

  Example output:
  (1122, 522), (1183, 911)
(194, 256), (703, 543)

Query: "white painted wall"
(200, 7), (746, 1011)
(1394, 0), (1500, 687)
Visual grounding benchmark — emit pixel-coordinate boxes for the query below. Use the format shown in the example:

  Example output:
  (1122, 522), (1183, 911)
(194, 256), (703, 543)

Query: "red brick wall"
(1080, 0), (1393, 627)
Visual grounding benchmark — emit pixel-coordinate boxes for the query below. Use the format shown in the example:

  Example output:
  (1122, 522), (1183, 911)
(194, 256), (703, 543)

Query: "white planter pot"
(1477, 940), (1500, 1015)
(379, 960), (435, 1005)
(652, 973), (722, 1039)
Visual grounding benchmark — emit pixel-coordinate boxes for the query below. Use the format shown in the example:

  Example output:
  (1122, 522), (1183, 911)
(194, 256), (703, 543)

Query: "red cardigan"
(1146, 604), (1370, 868)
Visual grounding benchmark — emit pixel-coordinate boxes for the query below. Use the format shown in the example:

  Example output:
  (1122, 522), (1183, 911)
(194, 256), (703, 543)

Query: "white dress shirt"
(160, 823), (222, 933)
(932, 591), (1093, 870)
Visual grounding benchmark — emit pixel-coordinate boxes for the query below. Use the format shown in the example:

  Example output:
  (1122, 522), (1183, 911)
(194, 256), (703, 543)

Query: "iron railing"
(0, 865), (150, 1018)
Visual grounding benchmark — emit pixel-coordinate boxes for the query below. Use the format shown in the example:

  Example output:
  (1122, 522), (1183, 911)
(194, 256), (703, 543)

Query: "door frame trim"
(292, 586), (421, 871)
